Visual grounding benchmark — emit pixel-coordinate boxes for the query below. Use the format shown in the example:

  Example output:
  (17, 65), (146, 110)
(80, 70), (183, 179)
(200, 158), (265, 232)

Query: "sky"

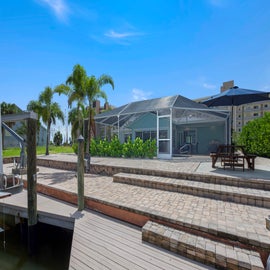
(1, 0), (270, 137)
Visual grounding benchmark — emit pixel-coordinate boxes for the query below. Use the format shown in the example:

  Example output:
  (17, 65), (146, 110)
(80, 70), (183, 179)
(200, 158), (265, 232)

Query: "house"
(94, 95), (230, 158)
(3, 120), (47, 148)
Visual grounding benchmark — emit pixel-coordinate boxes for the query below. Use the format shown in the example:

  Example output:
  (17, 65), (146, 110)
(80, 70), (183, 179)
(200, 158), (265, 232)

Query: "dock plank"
(0, 190), (77, 229)
(70, 210), (215, 270)
(72, 234), (140, 270)
(76, 222), (173, 270)
(77, 223), (181, 270)
(79, 213), (205, 269)
(0, 191), (214, 269)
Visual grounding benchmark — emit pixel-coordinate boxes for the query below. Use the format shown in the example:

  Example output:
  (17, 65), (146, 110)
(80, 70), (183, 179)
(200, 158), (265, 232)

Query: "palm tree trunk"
(85, 106), (92, 172)
(86, 108), (91, 154)
(46, 121), (51, 155)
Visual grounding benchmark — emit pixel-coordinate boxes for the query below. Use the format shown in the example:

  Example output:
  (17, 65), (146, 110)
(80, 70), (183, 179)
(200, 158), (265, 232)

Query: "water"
(0, 221), (73, 270)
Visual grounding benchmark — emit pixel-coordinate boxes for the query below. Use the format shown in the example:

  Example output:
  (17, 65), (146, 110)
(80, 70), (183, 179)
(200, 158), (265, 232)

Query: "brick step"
(142, 221), (264, 270)
(36, 157), (270, 191)
(113, 172), (270, 208)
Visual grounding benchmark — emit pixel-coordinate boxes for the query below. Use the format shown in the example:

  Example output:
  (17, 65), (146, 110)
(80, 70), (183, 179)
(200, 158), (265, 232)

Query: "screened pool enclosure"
(94, 95), (230, 158)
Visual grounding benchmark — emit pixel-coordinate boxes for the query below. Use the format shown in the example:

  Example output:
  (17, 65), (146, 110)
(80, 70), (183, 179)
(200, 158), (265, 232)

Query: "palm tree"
(68, 105), (88, 141)
(55, 64), (114, 165)
(27, 86), (64, 155)
(55, 64), (88, 139)
(66, 65), (88, 138)
(84, 75), (114, 160)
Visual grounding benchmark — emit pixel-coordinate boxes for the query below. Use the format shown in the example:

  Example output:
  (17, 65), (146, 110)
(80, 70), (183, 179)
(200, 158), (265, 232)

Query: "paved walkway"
(3, 154), (270, 250)
(10, 154), (269, 248)
(37, 153), (270, 180)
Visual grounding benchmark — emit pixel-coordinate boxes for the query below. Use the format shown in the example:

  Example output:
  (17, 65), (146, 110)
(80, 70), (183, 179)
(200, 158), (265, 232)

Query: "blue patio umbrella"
(202, 86), (270, 142)
(202, 86), (270, 107)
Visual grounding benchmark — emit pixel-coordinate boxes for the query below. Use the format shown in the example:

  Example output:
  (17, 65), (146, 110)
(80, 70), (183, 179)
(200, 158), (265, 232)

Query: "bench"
(220, 153), (245, 171)
(210, 144), (256, 170)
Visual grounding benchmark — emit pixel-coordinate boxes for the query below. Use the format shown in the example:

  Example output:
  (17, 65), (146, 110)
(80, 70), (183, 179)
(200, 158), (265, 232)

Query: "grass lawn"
(3, 145), (74, 157)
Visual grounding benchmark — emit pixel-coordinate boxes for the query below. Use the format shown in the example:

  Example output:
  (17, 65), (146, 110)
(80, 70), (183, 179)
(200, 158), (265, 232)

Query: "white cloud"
(132, 88), (152, 101)
(105, 30), (142, 39)
(38, 0), (70, 22)
(203, 83), (216, 89)
(103, 29), (144, 45)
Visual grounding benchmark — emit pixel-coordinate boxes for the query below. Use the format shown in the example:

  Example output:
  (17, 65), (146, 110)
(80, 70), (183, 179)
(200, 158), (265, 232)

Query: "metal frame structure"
(94, 95), (230, 158)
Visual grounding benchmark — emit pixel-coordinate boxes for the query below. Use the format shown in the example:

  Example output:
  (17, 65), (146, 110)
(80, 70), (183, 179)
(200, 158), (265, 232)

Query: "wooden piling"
(77, 135), (84, 211)
(27, 117), (37, 255)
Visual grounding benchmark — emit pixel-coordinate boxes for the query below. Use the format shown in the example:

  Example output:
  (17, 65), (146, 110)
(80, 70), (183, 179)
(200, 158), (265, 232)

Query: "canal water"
(0, 221), (73, 270)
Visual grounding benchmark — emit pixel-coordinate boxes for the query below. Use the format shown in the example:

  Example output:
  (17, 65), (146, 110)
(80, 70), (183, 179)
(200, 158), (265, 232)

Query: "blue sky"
(1, 0), (270, 114)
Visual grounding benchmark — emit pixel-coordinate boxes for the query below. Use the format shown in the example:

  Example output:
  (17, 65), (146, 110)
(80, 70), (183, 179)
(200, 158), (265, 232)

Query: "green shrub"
(72, 142), (78, 154)
(133, 137), (145, 158)
(90, 138), (98, 156)
(237, 112), (270, 157)
(53, 131), (63, 146)
(97, 139), (109, 156)
(90, 137), (157, 158)
(144, 139), (157, 158)
(109, 136), (122, 157)
(122, 137), (134, 158)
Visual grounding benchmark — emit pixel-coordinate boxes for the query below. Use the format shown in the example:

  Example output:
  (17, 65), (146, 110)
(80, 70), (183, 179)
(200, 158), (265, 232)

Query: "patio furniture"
(220, 153), (245, 171)
(210, 144), (256, 170)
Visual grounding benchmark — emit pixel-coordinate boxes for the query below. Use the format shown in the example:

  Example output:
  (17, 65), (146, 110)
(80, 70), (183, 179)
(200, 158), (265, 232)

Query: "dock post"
(0, 105), (3, 174)
(27, 117), (37, 255)
(77, 135), (84, 211)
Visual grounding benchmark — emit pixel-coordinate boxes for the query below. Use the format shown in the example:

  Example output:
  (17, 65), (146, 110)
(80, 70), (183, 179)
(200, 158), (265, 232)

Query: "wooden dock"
(69, 210), (214, 270)
(0, 191), (213, 269)
(0, 190), (77, 230)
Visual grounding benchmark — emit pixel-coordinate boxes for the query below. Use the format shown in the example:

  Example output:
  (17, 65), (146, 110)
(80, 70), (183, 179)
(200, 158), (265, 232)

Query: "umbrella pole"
(231, 105), (234, 144)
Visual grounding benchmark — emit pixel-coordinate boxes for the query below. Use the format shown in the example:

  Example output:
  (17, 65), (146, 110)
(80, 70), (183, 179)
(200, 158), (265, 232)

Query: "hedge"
(90, 136), (157, 159)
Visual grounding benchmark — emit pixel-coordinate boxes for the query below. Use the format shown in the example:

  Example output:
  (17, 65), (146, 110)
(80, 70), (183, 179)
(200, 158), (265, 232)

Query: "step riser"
(114, 175), (270, 208)
(36, 158), (270, 190)
(142, 221), (264, 270)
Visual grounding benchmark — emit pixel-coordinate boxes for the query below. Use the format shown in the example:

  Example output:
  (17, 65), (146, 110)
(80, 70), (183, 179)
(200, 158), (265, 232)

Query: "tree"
(1, 102), (21, 115)
(237, 112), (270, 157)
(84, 74), (114, 161)
(68, 105), (88, 141)
(53, 131), (63, 146)
(27, 86), (64, 155)
(56, 64), (114, 164)
(55, 64), (88, 139)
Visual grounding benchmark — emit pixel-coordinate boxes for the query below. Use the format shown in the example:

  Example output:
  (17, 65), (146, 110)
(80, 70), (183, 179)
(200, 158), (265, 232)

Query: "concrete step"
(113, 172), (270, 208)
(142, 221), (264, 270)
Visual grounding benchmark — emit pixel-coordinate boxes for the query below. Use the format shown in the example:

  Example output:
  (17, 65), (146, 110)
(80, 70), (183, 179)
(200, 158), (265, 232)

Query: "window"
(253, 113), (259, 117)
(135, 130), (157, 141)
(143, 131), (150, 141)
(253, 105), (259, 109)
(150, 131), (157, 140)
(159, 130), (168, 139)
(183, 130), (196, 144)
(159, 141), (170, 154)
